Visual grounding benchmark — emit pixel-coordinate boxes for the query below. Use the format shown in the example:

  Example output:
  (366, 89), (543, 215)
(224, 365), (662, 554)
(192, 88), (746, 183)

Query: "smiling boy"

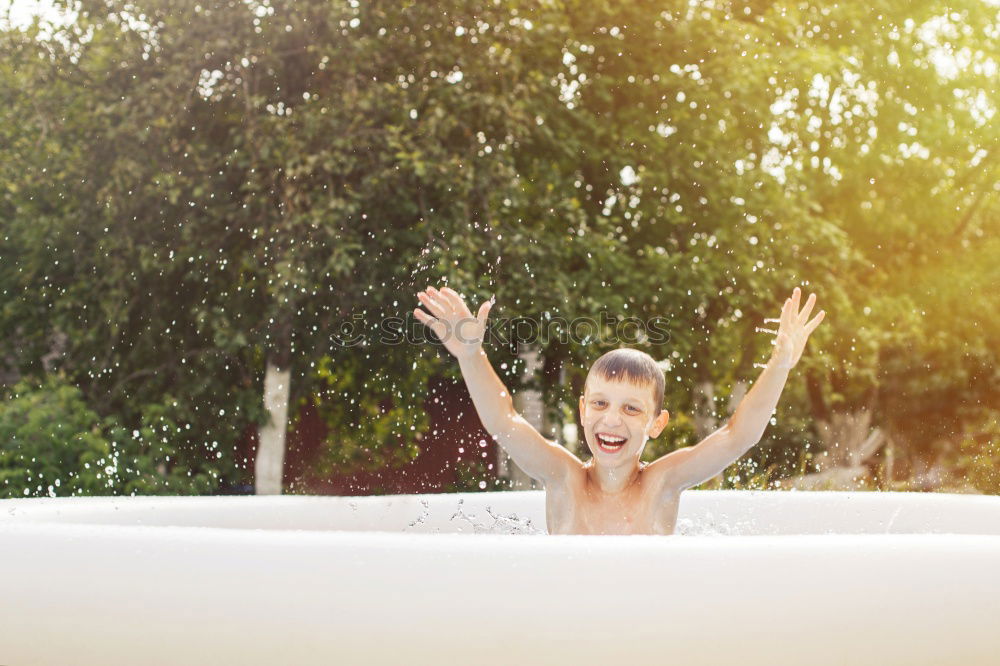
(414, 285), (825, 535)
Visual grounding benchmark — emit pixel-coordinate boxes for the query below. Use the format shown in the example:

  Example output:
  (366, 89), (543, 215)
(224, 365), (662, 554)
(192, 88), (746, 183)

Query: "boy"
(414, 285), (825, 534)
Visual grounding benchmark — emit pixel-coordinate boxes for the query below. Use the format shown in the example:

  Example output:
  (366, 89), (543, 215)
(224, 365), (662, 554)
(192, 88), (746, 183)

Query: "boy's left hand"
(770, 287), (825, 370)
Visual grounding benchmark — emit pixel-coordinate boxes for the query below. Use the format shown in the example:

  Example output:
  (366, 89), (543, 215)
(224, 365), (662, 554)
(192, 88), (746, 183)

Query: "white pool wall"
(4, 489), (1000, 534)
(2, 490), (999, 666)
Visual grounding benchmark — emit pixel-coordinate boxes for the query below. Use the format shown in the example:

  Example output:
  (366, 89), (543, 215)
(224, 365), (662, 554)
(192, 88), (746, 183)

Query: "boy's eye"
(593, 400), (607, 407)
(626, 405), (639, 412)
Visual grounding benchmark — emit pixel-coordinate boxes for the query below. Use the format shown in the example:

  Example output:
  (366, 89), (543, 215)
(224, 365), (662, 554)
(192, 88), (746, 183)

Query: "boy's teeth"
(597, 434), (626, 449)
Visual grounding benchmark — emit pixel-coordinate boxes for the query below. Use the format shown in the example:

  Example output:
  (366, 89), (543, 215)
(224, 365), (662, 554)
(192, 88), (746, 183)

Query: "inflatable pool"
(2, 490), (999, 665)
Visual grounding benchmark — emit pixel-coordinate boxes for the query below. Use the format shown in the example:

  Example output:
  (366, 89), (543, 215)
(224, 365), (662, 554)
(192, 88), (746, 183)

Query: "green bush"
(0, 373), (216, 497)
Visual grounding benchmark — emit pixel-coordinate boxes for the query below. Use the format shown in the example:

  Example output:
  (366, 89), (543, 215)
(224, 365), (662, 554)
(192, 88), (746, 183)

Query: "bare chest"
(545, 474), (681, 535)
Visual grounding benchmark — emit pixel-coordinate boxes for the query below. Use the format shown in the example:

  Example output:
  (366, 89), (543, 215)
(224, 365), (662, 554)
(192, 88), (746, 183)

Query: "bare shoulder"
(546, 448), (587, 487)
(520, 438), (586, 490)
(642, 447), (696, 494)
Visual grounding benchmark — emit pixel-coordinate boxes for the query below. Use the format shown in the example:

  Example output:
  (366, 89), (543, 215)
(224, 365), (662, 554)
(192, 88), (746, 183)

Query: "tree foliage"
(1, 0), (996, 495)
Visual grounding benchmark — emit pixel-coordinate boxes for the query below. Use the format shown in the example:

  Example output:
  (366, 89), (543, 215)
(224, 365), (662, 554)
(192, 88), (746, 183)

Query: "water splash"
(675, 511), (756, 536)
(480, 506), (544, 535)
(406, 499), (431, 529)
(883, 506), (903, 533)
(445, 498), (544, 535)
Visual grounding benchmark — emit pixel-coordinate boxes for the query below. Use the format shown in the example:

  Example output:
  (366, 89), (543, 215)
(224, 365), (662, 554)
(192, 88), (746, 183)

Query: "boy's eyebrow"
(588, 391), (646, 405)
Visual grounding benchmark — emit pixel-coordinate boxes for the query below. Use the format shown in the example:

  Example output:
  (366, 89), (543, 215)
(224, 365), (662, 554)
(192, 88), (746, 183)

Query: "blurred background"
(1, 0), (997, 499)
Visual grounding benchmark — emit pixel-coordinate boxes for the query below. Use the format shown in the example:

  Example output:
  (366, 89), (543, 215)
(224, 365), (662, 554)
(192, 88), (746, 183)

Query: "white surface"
(2, 490), (999, 665)
(254, 363), (291, 495)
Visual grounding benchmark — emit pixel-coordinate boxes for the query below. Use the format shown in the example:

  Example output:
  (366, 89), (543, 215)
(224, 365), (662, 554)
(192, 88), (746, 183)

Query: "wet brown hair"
(586, 348), (665, 412)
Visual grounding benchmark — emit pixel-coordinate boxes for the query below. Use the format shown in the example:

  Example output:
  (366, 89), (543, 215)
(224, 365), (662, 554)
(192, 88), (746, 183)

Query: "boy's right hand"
(414, 286), (494, 360)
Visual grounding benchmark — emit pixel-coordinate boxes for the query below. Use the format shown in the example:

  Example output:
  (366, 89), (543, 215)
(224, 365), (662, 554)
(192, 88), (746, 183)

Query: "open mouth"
(595, 432), (627, 454)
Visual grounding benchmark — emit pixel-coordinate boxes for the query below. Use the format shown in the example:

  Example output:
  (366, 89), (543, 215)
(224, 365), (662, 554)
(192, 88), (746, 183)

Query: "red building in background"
(235, 374), (501, 495)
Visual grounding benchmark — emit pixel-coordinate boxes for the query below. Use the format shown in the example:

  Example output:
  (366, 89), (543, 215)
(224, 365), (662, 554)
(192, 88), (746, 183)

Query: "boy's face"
(578, 374), (670, 466)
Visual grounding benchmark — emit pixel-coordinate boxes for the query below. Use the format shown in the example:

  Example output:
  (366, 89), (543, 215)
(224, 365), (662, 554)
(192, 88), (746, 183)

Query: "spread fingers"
(417, 289), (450, 319)
(439, 286), (470, 315)
(797, 292), (817, 323)
(805, 310), (826, 334)
(414, 308), (446, 336)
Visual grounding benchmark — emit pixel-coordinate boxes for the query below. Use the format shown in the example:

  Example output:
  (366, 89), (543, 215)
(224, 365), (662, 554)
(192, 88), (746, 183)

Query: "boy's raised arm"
(414, 285), (581, 485)
(651, 287), (826, 491)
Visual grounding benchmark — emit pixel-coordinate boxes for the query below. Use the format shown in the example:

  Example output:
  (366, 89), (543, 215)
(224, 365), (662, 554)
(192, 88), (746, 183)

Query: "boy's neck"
(587, 460), (641, 495)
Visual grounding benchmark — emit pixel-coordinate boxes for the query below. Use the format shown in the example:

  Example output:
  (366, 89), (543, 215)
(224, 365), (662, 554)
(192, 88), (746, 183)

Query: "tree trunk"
(692, 380), (719, 441)
(254, 359), (291, 494)
(499, 343), (544, 490)
(690, 378), (747, 487)
(254, 318), (292, 495)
